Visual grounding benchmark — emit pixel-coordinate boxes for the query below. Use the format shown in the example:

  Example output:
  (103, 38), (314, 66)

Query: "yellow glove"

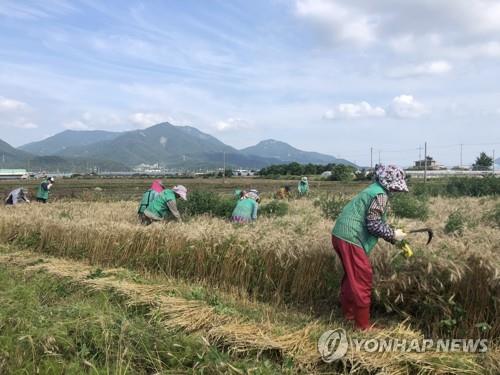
(396, 240), (414, 258)
(401, 242), (413, 258)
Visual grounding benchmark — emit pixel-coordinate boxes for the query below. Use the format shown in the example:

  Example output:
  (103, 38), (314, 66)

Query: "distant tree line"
(258, 162), (366, 181)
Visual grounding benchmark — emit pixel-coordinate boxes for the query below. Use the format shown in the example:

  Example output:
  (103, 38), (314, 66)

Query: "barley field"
(0, 178), (499, 374)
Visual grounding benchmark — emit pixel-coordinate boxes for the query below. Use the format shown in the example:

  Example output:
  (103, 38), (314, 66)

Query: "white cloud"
(129, 112), (169, 128)
(324, 101), (386, 120)
(388, 60), (452, 78)
(0, 96), (26, 111)
(295, 0), (500, 61)
(16, 122), (38, 129)
(390, 95), (427, 118)
(63, 120), (91, 130)
(422, 61), (452, 74)
(215, 117), (252, 132)
(295, 0), (376, 46)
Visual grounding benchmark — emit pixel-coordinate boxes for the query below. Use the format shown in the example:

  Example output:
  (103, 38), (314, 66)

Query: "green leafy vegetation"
(329, 164), (356, 181)
(390, 193), (429, 220)
(472, 152), (493, 171)
(258, 162), (354, 177)
(177, 190), (235, 218)
(314, 193), (350, 220)
(178, 190), (289, 219)
(412, 177), (500, 197)
(445, 210), (467, 235)
(259, 200), (289, 217)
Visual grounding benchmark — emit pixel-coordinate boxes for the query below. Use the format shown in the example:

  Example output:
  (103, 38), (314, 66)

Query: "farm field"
(0, 177), (367, 202)
(0, 178), (499, 374)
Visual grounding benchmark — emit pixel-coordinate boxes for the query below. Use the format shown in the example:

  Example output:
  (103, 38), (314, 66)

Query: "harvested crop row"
(1, 248), (497, 374)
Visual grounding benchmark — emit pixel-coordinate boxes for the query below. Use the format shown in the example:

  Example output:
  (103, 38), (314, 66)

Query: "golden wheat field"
(0, 184), (499, 374)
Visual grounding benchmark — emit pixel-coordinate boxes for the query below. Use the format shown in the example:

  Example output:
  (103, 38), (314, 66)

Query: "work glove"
(401, 242), (414, 258)
(394, 229), (407, 241)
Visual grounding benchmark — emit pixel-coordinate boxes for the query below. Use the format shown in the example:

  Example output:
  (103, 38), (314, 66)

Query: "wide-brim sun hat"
(172, 185), (188, 200)
(375, 164), (408, 192)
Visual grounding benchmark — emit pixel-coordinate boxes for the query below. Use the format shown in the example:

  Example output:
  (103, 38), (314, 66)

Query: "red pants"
(332, 235), (373, 329)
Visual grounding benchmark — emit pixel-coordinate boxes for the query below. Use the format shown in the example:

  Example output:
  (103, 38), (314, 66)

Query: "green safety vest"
(138, 189), (160, 214)
(145, 189), (176, 219)
(231, 198), (258, 221)
(36, 179), (50, 200)
(298, 181), (309, 194)
(332, 182), (388, 254)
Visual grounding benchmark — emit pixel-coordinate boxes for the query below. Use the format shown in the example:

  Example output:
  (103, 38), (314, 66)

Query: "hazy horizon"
(1, 0), (499, 167)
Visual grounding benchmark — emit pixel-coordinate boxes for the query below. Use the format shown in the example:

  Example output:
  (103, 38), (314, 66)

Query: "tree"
(330, 164), (356, 181)
(287, 162), (303, 176)
(472, 152), (493, 171)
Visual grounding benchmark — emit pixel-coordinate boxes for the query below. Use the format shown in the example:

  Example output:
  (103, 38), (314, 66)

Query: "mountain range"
(2, 122), (354, 172)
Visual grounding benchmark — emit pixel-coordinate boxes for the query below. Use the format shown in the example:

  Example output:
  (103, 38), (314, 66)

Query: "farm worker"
(137, 179), (165, 224)
(143, 185), (187, 224)
(275, 185), (291, 199)
(5, 187), (30, 205)
(331, 164), (408, 330)
(230, 190), (259, 223)
(35, 177), (54, 203)
(298, 177), (309, 196)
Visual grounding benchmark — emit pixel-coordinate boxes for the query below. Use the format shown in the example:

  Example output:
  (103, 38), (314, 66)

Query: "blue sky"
(0, 0), (499, 166)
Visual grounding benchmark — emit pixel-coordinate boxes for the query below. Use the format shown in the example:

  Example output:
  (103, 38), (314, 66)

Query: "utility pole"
(370, 147), (373, 169)
(423, 141), (428, 183)
(460, 144), (463, 169)
(378, 151), (381, 165)
(418, 145), (422, 161)
(223, 151), (226, 184)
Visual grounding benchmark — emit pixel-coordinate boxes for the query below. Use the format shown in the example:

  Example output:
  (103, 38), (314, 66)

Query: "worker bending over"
(138, 179), (165, 224)
(275, 185), (291, 200)
(143, 185), (187, 224)
(5, 187), (30, 205)
(230, 189), (259, 223)
(331, 165), (408, 330)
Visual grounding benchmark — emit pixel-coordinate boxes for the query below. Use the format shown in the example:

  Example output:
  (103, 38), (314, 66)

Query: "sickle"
(408, 228), (434, 245)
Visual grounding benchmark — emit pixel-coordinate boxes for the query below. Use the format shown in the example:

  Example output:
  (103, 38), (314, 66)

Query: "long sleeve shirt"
(166, 200), (181, 221)
(365, 194), (395, 243)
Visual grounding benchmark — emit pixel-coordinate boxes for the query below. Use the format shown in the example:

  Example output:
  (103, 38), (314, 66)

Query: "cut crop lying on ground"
(0, 196), (498, 343)
(1, 246), (498, 374)
(0, 256), (285, 374)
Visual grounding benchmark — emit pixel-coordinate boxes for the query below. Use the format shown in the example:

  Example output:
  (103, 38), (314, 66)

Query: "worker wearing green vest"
(36, 177), (55, 203)
(138, 179), (165, 224)
(297, 176), (309, 196)
(143, 185), (187, 224)
(230, 190), (259, 223)
(332, 165), (408, 330)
